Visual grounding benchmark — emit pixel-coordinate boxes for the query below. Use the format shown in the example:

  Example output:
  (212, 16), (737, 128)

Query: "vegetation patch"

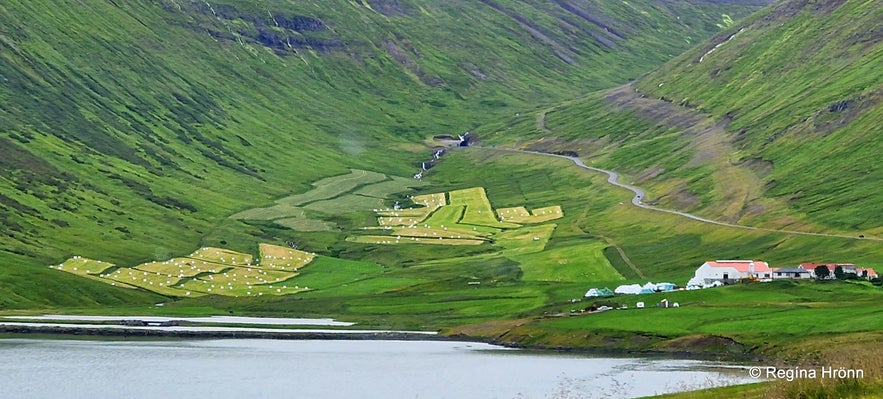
(52, 244), (318, 298)
(497, 205), (563, 223)
(232, 170), (424, 231)
(450, 187), (521, 228)
(349, 186), (562, 250)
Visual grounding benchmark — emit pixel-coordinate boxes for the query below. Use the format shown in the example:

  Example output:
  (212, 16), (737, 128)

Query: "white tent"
(686, 277), (704, 288)
(614, 284), (642, 295)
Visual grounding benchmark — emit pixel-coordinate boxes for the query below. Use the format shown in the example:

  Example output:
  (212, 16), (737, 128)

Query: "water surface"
(0, 339), (751, 399)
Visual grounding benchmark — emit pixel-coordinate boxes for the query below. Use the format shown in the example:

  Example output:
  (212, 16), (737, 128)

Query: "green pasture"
(345, 285), (549, 322)
(232, 170), (422, 231)
(27, 147), (883, 353)
(290, 256), (390, 297)
(353, 176), (424, 199)
(274, 217), (335, 232)
(276, 170), (389, 206)
(510, 240), (623, 282)
(0, 0), (770, 312)
(495, 224), (557, 255)
(537, 281), (883, 337)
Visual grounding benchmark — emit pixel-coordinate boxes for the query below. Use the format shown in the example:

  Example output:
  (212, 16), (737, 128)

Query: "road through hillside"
(489, 148), (882, 242)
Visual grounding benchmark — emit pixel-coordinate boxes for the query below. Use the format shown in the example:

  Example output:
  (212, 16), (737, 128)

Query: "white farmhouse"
(690, 260), (772, 285)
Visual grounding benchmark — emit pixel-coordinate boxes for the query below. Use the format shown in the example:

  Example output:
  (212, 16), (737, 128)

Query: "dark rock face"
(175, 3), (341, 54)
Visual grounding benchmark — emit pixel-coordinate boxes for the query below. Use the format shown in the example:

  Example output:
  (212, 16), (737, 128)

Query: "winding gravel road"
(499, 149), (881, 242)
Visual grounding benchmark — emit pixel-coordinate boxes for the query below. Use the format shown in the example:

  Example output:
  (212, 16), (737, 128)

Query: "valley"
(1, 0), (882, 397)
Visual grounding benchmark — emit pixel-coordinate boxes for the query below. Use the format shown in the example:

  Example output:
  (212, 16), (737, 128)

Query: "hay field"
(497, 206), (563, 223)
(450, 187), (520, 228)
(348, 236), (485, 246)
(52, 244), (318, 297)
(188, 247), (254, 265)
(258, 243), (315, 272)
(50, 257), (128, 287)
(377, 192), (446, 226)
(350, 186), (562, 249)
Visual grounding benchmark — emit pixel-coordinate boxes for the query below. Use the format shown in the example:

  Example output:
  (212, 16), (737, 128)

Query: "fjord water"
(0, 339), (751, 398)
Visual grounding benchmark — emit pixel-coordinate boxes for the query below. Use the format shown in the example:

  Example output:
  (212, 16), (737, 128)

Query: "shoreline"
(0, 323), (757, 363)
(0, 324), (446, 342)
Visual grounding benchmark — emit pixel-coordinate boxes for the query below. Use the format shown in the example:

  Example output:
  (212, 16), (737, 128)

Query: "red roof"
(859, 268), (878, 277)
(704, 260), (771, 273)
(800, 263), (855, 271)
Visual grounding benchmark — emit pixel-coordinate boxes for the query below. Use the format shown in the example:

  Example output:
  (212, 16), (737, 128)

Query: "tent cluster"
(613, 282), (676, 295)
(585, 282), (677, 297)
(583, 287), (614, 298)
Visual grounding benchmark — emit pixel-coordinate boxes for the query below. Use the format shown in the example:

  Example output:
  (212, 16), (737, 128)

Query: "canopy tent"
(656, 282), (676, 291)
(584, 287), (614, 298)
(614, 284), (642, 295)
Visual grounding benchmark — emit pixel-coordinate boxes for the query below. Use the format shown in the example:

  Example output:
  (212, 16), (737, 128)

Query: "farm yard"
(52, 244), (317, 297)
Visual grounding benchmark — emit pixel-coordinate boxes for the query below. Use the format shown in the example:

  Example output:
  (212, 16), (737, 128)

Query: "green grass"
(353, 176), (425, 199)
(16, 148), (883, 338)
(496, 224), (557, 255)
(0, 0), (770, 310)
(478, 0), (883, 239)
(631, 0), (883, 232)
(510, 240), (624, 282)
(524, 280), (883, 337)
(195, 149), (882, 331)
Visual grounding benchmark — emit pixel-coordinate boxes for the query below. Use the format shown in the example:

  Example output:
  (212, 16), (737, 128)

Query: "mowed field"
(232, 169), (425, 231)
(350, 186), (562, 248)
(53, 244), (317, 297)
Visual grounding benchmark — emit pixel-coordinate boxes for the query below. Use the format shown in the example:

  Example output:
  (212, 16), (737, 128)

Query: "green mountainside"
(3, 2), (883, 390)
(0, 0), (767, 307)
(635, 0), (882, 232)
(491, 0), (882, 235)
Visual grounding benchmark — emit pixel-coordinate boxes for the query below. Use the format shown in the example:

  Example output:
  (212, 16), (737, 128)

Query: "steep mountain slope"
(634, 0), (882, 232)
(492, 0), (881, 235)
(0, 0), (766, 306)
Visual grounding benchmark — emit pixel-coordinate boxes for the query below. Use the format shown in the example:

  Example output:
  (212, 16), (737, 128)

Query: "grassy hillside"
(635, 0), (883, 232)
(137, 149), (883, 330)
(483, 0), (882, 236)
(0, 0), (767, 307)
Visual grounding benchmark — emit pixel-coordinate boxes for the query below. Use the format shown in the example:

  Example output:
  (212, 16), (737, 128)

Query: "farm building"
(801, 263), (857, 279)
(689, 260), (772, 285)
(765, 263), (877, 280)
(772, 267), (812, 280)
(859, 268), (879, 279)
